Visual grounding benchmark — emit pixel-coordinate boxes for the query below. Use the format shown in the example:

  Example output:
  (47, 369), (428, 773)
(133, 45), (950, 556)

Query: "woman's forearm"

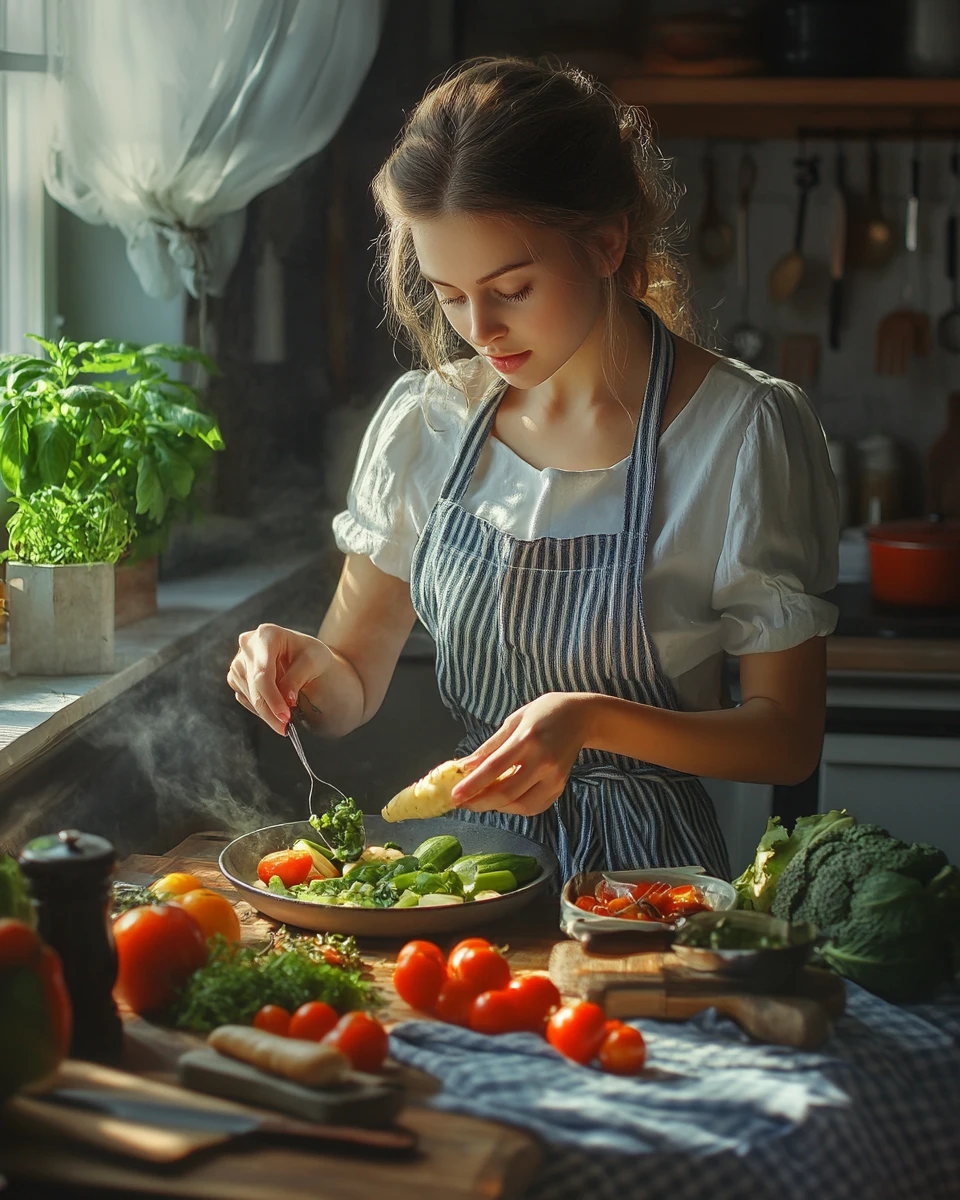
(583, 694), (823, 786)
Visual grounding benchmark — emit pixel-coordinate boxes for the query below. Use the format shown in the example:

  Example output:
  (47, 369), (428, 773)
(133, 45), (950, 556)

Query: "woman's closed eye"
(438, 285), (532, 307)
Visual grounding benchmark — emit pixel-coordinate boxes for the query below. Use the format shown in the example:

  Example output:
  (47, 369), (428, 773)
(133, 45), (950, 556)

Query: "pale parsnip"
(208, 1025), (348, 1085)
(380, 759), (469, 822)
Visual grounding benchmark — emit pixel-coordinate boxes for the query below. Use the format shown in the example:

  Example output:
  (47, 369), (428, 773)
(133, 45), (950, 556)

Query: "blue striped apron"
(409, 305), (731, 881)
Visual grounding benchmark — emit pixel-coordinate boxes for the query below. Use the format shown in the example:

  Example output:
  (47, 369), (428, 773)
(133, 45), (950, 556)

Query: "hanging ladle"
(728, 150), (765, 363)
(769, 152), (819, 302)
(938, 142), (960, 354)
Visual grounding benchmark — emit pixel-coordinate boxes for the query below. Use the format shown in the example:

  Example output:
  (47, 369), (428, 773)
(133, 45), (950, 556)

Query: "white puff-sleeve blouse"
(333, 356), (840, 712)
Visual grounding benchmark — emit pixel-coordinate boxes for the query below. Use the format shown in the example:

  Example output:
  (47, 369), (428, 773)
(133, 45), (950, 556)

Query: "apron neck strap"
(623, 302), (674, 534)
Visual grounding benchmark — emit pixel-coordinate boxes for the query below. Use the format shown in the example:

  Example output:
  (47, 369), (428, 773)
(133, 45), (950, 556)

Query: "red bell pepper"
(0, 918), (72, 1101)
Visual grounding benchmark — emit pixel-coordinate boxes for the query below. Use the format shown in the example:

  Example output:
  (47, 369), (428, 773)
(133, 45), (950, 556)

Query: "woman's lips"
(487, 350), (531, 373)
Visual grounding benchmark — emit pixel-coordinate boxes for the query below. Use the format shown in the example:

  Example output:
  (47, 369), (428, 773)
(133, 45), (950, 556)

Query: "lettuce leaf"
(733, 810), (854, 911)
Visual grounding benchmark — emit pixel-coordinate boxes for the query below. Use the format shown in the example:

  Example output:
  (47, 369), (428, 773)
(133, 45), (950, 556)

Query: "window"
(0, 0), (52, 354)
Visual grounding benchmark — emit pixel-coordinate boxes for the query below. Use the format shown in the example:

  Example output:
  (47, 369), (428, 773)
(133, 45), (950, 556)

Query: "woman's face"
(411, 212), (608, 388)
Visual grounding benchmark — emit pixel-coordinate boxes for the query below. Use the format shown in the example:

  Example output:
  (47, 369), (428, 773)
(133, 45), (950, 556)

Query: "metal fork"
(285, 719), (351, 855)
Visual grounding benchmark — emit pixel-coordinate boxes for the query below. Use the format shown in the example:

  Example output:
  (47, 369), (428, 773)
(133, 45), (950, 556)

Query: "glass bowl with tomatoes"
(560, 868), (737, 939)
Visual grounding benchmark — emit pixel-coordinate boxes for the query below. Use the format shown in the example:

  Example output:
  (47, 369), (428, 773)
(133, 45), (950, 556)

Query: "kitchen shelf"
(610, 76), (960, 138)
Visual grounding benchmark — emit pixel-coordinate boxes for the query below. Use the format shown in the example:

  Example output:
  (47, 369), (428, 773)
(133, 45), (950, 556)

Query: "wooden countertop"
(11, 830), (549, 1200)
(827, 636), (960, 675)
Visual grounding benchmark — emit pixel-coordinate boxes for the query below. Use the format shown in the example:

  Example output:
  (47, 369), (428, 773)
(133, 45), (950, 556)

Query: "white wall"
(664, 137), (960, 473)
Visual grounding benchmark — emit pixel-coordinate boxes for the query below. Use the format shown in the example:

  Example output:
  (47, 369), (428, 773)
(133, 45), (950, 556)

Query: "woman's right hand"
(227, 623), (334, 736)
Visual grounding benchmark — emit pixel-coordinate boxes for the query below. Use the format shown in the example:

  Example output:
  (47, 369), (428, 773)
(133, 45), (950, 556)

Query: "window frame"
(0, 0), (56, 356)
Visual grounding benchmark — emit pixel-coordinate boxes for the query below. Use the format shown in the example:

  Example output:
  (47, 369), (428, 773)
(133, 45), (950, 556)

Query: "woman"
(228, 58), (839, 881)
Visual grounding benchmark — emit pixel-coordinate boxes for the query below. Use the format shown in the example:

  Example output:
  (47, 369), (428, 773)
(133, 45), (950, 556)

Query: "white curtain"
(43, 0), (383, 308)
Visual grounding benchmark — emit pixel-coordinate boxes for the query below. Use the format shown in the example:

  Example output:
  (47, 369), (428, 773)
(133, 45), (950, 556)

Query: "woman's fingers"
(458, 716), (518, 774)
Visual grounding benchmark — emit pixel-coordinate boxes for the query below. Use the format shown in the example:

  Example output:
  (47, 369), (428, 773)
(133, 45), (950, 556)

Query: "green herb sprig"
(169, 933), (380, 1034)
(310, 797), (365, 863)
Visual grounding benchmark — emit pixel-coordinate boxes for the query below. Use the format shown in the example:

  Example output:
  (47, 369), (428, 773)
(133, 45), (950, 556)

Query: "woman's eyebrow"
(422, 258), (534, 288)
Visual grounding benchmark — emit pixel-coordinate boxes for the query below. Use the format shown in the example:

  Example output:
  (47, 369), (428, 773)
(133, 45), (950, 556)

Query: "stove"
(827, 584), (960, 640)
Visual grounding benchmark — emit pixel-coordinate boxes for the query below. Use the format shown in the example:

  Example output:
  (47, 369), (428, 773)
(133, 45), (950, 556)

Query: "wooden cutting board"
(0, 1061), (540, 1200)
(549, 941), (845, 1050)
(1, 1059), (414, 1163)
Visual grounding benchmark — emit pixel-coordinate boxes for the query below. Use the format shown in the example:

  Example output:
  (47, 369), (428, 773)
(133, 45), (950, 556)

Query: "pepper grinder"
(19, 829), (124, 1064)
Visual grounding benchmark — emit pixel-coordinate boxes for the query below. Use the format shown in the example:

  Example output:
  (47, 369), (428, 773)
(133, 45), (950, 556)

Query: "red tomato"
(447, 937), (491, 965)
(324, 1012), (389, 1072)
(545, 1002), (608, 1065)
(449, 947), (511, 993)
(113, 904), (208, 1015)
(253, 1004), (291, 1036)
(574, 896), (598, 913)
(630, 882), (652, 900)
(664, 885), (708, 917)
(507, 975), (561, 1031)
(598, 1024), (646, 1075)
(397, 940), (446, 969)
(607, 896), (636, 914)
(288, 1001), (339, 1041)
(469, 989), (523, 1036)
(433, 977), (479, 1026)
(393, 951), (447, 1012)
(256, 850), (313, 888)
(593, 904), (611, 915)
(603, 1018), (626, 1036)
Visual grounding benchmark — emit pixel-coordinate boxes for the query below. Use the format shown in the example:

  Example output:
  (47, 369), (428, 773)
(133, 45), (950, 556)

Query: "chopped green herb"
(309, 796), (365, 863)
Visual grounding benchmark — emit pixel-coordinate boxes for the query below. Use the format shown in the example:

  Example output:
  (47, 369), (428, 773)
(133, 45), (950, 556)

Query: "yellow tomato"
(170, 888), (241, 944)
(151, 872), (204, 899)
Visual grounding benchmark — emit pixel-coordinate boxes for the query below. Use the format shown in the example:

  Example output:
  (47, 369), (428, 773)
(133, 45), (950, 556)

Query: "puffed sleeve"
(712, 383), (840, 655)
(332, 370), (463, 582)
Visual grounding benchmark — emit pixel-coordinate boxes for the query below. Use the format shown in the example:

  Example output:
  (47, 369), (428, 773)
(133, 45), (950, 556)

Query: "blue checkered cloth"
(389, 981), (960, 1200)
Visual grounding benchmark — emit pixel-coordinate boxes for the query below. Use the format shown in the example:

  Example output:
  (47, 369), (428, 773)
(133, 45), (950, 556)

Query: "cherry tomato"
(607, 896), (636, 914)
(321, 946), (345, 967)
(397, 940), (446, 969)
(447, 937), (491, 965)
(393, 951), (447, 1011)
(630, 882), (653, 900)
(256, 849), (314, 888)
(574, 896), (598, 913)
(545, 1002), (608, 1065)
(592, 904), (611, 915)
(598, 1024), (646, 1075)
(603, 1018), (626, 1037)
(288, 1001), (339, 1041)
(449, 946), (511, 993)
(433, 977), (479, 1026)
(507, 975), (561, 1031)
(469, 989), (522, 1036)
(664, 885), (708, 917)
(253, 1004), (291, 1036)
(170, 889), (241, 944)
(113, 904), (208, 1015)
(150, 872), (204, 899)
(324, 1012), (389, 1072)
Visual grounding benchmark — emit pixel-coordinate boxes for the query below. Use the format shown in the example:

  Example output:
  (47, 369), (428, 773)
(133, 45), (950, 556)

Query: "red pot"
(864, 516), (960, 608)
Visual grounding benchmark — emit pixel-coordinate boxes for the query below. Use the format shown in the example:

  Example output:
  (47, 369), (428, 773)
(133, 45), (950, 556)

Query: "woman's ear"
(594, 215), (629, 278)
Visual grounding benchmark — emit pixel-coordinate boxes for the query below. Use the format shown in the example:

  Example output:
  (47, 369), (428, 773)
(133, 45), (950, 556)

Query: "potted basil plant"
(0, 335), (224, 637)
(3, 483), (133, 674)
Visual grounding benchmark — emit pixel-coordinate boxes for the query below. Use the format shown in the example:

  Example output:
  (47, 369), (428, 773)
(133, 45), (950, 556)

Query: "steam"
(83, 668), (276, 855)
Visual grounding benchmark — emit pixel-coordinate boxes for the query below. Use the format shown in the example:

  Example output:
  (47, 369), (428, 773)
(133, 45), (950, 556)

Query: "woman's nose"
(468, 302), (507, 350)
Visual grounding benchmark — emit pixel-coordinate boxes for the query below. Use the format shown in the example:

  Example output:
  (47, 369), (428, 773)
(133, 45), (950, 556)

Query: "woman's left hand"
(451, 692), (596, 816)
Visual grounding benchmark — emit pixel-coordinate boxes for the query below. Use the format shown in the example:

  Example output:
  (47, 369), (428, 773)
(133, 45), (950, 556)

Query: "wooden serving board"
(549, 941), (845, 1049)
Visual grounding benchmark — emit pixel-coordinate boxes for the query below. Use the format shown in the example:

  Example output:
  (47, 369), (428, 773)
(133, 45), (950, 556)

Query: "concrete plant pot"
(6, 562), (115, 675)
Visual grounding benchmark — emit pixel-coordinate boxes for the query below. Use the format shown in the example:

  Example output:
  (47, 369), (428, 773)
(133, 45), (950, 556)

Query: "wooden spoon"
(697, 144), (734, 267)
(769, 153), (819, 302)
